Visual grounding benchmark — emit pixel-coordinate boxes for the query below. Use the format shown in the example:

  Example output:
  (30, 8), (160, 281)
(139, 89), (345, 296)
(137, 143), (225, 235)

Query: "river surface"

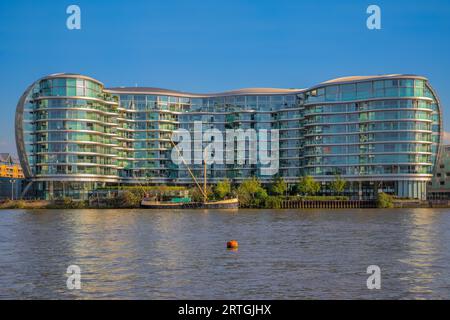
(0, 208), (450, 299)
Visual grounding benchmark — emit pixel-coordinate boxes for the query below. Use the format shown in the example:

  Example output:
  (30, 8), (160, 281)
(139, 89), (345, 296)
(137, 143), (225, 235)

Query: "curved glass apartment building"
(15, 73), (442, 200)
(16, 74), (120, 199)
(301, 76), (442, 200)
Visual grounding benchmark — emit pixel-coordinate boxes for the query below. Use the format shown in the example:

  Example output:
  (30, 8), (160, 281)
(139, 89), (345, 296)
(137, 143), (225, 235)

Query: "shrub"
(269, 177), (287, 196)
(265, 196), (283, 209)
(214, 179), (232, 200)
(329, 175), (347, 196)
(236, 177), (268, 208)
(189, 186), (212, 202)
(296, 176), (321, 196)
(62, 197), (87, 209)
(117, 191), (141, 208)
(12, 200), (26, 209)
(301, 195), (349, 201)
(377, 192), (394, 208)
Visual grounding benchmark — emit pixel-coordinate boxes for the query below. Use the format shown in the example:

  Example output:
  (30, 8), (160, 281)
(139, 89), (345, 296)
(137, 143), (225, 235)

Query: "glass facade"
(428, 145), (450, 200)
(16, 73), (442, 200)
(301, 78), (441, 199)
(114, 93), (298, 184)
(16, 74), (119, 199)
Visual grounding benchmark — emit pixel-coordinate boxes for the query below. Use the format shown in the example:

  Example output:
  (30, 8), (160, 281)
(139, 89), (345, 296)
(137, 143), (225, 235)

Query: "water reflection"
(0, 208), (450, 299)
(65, 210), (142, 298)
(400, 209), (441, 299)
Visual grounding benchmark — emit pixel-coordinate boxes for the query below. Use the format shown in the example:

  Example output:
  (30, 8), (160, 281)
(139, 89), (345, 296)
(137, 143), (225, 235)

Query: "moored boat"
(140, 137), (239, 209)
(141, 198), (239, 209)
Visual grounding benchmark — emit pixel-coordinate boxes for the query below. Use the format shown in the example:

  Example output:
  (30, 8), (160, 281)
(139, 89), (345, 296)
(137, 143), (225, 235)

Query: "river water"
(0, 208), (450, 299)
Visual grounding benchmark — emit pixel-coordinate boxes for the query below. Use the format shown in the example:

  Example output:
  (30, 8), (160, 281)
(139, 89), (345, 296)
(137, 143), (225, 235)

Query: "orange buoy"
(227, 240), (239, 249)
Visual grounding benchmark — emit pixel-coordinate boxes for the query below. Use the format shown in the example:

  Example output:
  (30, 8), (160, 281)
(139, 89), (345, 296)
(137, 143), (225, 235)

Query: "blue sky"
(0, 0), (449, 154)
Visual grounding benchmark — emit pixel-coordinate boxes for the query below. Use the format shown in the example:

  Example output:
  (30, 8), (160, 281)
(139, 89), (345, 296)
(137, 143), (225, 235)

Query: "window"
(374, 81), (384, 90)
(400, 79), (414, 87)
(67, 87), (76, 96)
(374, 81), (384, 97)
(325, 86), (338, 101)
(66, 78), (76, 87)
(357, 82), (372, 99)
(415, 80), (425, 88)
(340, 84), (356, 100)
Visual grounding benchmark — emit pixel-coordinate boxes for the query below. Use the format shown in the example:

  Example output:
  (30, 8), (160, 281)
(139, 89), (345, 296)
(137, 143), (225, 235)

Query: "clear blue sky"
(0, 0), (449, 155)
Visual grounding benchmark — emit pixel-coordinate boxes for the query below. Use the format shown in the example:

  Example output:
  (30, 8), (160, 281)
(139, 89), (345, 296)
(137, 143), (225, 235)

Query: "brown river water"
(0, 208), (450, 299)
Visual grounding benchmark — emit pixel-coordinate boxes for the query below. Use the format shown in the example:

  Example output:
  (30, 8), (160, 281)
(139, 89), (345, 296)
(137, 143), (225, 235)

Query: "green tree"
(377, 192), (394, 208)
(297, 176), (321, 196)
(237, 177), (268, 208)
(270, 176), (287, 196)
(329, 175), (347, 196)
(214, 179), (232, 200)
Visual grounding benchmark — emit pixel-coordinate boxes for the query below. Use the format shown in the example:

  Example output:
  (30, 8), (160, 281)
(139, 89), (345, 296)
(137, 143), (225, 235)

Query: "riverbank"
(0, 200), (51, 209)
(1, 198), (449, 209)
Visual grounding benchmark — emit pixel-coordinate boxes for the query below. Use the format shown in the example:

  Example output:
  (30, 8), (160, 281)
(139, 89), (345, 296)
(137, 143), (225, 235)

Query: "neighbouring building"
(428, 145), (450, 200)
(0, 153), (24, 200)
(15, 73), (443, 200)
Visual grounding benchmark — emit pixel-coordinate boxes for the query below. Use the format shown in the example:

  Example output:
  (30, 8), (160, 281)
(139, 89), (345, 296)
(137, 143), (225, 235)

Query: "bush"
(7, 200), (26, 209)
(189, 186), (212, 202)
(214, 179), (232, 200)
(117, 191), (141, 208)
(236, 177), (268, 208)
(302, 196), (349, 201)
(0, 200), (24, 209)
(329, 175), (347, 196)
(265, 196), (283, 209)
(62, 197), (86, 209)
(269, 177), (287, 196)
(377, 192), (394, 208)
(296, 176), (321, 196)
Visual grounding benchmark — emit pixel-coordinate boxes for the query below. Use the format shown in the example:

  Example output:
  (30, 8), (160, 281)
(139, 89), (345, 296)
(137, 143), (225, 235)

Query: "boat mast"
(170, 137), (208, 201)
(203, 149), (207, 203)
